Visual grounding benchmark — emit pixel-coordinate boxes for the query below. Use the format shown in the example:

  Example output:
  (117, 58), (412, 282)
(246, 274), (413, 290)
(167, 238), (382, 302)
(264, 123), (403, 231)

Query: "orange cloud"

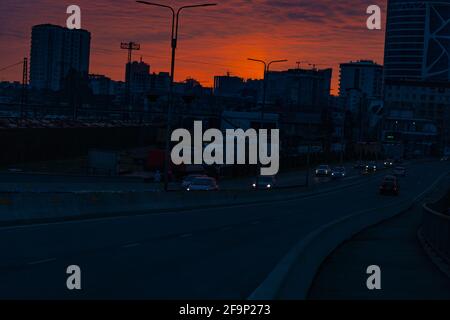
(0, 0), (387, 94)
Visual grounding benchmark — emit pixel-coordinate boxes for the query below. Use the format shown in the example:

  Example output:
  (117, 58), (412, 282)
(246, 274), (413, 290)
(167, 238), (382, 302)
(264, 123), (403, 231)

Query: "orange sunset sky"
(0, 0), (387, 94)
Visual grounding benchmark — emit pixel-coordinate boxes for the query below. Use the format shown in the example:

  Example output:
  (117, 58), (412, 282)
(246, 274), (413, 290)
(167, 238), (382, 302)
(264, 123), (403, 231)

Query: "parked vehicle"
(379, 175), (400, 196)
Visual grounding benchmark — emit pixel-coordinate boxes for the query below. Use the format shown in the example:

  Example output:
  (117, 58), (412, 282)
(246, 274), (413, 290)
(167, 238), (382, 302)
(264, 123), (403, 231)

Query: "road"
(0, 160), (448, 299)
(0, 162), (360, 192)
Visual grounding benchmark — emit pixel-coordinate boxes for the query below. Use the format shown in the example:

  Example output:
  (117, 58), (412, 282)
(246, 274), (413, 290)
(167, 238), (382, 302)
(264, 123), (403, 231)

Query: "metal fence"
(422, 198), (450, 264)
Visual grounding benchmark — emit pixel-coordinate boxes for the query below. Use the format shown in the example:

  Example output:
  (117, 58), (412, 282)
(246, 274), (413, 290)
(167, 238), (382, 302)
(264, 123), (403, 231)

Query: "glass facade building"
(384, 0), (450, 82)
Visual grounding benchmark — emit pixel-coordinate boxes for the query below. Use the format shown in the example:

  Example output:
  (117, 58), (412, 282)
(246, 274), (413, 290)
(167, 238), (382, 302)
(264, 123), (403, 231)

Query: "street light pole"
(247, 58), (287, 180)
(137, 1), (217, 191)
(247, 59), (288, 123)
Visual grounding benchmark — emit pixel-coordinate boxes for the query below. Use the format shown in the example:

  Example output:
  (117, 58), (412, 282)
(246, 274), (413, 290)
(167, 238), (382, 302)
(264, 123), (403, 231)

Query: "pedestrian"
(154, 170), (161, 183)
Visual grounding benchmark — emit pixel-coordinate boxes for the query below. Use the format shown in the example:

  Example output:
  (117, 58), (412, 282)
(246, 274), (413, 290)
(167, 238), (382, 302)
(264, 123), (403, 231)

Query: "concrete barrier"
(0, 171), (386, 227)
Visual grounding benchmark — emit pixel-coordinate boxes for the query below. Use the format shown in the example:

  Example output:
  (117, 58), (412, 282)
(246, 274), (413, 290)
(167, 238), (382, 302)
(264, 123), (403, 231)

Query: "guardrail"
(422, 200), (450, 264)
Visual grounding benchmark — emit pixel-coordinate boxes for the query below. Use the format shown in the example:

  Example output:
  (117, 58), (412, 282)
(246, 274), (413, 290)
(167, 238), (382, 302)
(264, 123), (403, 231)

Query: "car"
(186, 177), (219, 191)
(379, 175), (400, 196)
(384, 159), (394, 168)
(364, 161), (378, 173)
(393, 166), (406, 177)
(315, 165), (332, 177)
(181, 174), (207, 189)
(331, 167), (346, 179)
(353, 161), (365, 169)
(252, 176), (277, 190)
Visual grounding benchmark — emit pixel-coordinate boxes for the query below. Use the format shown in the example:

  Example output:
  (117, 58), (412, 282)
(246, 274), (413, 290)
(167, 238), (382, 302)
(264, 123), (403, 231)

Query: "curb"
(417, 228), (450, 280)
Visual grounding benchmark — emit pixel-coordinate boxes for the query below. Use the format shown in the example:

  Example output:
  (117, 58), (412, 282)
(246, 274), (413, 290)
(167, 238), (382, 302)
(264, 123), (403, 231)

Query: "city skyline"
(0, 0), (387, 94)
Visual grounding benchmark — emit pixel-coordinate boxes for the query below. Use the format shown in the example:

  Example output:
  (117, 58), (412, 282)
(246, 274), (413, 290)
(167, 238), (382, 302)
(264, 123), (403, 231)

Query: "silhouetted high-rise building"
(125, 59), (150, 94)
(339, 60), (383, 99)
(384, 0), (450, 82)
(30, 24), (91, 91)
(214, 74), (245, 97)
(266, 68), (332, 111)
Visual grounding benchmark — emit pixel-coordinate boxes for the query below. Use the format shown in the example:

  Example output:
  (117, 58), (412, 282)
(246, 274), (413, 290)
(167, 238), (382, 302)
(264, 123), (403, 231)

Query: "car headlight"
(267, 184), (271, 188)
(252, 183), (256, 188)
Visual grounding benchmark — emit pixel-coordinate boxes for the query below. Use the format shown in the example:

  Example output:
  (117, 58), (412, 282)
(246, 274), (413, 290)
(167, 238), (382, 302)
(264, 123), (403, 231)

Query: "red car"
(379, 175), (400, 196)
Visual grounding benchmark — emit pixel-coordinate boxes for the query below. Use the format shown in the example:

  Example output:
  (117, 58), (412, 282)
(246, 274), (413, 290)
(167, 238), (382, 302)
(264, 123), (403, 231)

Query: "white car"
(315, 165), (331, 177)
(186, 177), (219, 191)
(181, 174), (207, 189)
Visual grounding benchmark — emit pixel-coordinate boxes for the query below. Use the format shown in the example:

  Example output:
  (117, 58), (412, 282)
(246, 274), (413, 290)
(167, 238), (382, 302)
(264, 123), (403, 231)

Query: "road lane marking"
(27, 258), (57, 265)
(121, 243), (141, 248)
(179, 233), (193, 238)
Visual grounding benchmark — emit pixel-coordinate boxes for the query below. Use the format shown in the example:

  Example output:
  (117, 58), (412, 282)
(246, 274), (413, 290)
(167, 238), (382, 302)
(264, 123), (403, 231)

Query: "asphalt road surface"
(0, 160), (448, 299)
(0, 162), (360, 192)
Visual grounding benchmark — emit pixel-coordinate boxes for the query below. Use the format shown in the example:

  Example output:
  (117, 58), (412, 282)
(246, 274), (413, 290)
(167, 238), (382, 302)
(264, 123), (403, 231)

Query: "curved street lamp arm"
(136, 1), (175, 38)
(267, 59), (288, 71)
(176, 4), (217, 38)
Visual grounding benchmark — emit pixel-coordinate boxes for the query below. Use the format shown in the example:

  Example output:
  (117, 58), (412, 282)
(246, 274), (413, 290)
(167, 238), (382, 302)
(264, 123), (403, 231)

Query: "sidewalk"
(307, 202), (450, 299)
